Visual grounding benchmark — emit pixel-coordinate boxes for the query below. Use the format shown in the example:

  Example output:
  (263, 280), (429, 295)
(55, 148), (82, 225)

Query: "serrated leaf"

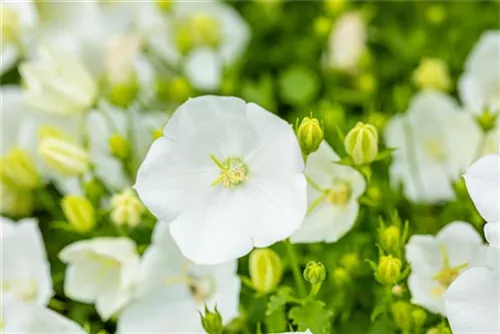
(265, 307), (288, 333)
(289, 301), (333, 334)
(266, 287), (293, 316)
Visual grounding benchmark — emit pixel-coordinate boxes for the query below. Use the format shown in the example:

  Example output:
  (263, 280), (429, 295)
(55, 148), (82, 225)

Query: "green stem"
(285, 239), (307, 297)
(308, 282), (322, 299)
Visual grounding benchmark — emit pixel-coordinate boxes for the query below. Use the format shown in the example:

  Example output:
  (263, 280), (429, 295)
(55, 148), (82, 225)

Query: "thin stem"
(307, 191), (328, 215)
(285, 239), (307, 298)
(306, 175), (326, 192)
(308, 282), (322, 299)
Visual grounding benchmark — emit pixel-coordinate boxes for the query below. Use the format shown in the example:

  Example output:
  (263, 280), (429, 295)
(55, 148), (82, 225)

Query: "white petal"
(485, 222), (500, 248)
(405, 235), (443, 276)
(444, 267), (500, 334)
(408, 273), (445, 315)
(184, 48), (222, 91)
(436, 221), (484, 267)
(464, 154), (500, 224)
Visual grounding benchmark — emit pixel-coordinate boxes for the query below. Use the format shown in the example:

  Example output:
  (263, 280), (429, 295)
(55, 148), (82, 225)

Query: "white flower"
(1, 294), (85, 334)
(444, 247), (499, 334)
(464, 151), (500, 248)
(139, 1), (250, 91)
(20, 46), (98, 116)
(459, 31), (500, 115)
(385, 90), (481, 204)
(405, 221), (486, 314)
(58, 237), (141, 320)
(291, 141), (366, 243)
(0, 217), (52, 305)
(325, 12), (366, 72)
(135, 96), (307, 264)
(1, 1), (37, 75)
(117, 220), (240, 333)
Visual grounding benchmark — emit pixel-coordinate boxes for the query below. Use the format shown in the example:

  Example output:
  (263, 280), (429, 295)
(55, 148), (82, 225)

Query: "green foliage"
(289, 301), (333, 334)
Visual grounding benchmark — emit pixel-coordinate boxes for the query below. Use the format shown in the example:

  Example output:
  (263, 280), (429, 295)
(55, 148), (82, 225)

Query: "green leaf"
(265, 307), (288, 333)
(289, 301), (333, 334)
(370, 303), (387, 322)
(266, 287), (293, 316)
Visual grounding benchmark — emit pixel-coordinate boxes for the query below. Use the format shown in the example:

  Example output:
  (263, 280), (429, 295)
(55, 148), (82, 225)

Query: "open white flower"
(405, 221), (486, 314)
(444, 247), (499, 334)
(118, 220), (240, 333)
(1, 217), (52, 305)
(325, 12), (366, 73)
(459, 31), (500, 115)
(135, 96), (307, 264)
(385, 90), (481, 203)
(2, 294), (85, 334)
(20, 46), (98, 116)
(59, 237), (140, 320)
(291, 141), (366, 243)
(139, 1), (249, 91)
(464, 151), (500, 248)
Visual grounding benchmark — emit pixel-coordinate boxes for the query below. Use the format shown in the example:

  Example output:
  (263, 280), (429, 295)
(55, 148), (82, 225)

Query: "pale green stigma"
(210, 155), (248, 188)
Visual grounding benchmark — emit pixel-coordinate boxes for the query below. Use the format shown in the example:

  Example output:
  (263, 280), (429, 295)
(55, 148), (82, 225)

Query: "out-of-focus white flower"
(139, 1), (250, 91)
(0, 217), (52, 305)
(1, 294), (85, 334)
(325, 12), (366, 73)
(20, 47), (98, 116)
(405, 222), (486, 315)
(444, 247), (499, 334)
(291, 141), (366, 243)
(385, 90), (482, 204)
(459, 31), (500, 115)
(59, 237), (141, 320)
(110, 189), (145, 228)
(135, 96), (307, 265)
(464, 151), (500, 248)
(0, 1), (37, 75)
(117, 220), (240, 333)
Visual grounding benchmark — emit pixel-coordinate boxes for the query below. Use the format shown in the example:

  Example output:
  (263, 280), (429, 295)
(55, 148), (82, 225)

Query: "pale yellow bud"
(380, 225), (401, 254)
(296, 117), (324, 155)
(0, 148), (40, 189)
(376, 255), (402, 286)
(391, 301), (413, 332)
(344, 122), (379, 165)
(108, 134), (130, 160)
(38, 136), (89, 176)
(249, 248), (283, 294)
(413, 58), (451, 91)
(62, 195), (96, 233)
(110, 189), (145, 228)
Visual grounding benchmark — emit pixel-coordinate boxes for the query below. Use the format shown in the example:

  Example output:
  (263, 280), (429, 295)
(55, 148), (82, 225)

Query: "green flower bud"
(339, 253), (360, 273)
(380, 225), (401, 254)
(303, 261), (326, 285)
(331, 267), (350, 287)
(62, 195), (96, 233)
(296, 117), (324, 155)
(391, 301), (413, 332)
(107, 81), (138, 108)
(0, 148), (40, 189)
(84, 178), (105, 203)
(376, 255), (402, 286)
(155, 0), (172, 12)
(413, 58), (451, 91)
(476, 110), (497, 133)
(249, 248), (283, 294)
(111, 189), (145, 228)
(344, 122), (379, 165)
(109, 134), (130, 160)
(200, 305), (223, 334)
(411, 308), (427, 329)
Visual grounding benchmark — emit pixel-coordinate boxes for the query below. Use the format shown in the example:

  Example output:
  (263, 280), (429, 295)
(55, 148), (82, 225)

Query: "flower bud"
(38, 136), (89, 176)
(249, 248), (283, 294)
(108, 134), (130, 160)
(296, 117), (324, 155)
(1, 183), (33, 217)
(380, 225), (401, 254)
(476, 110), (497, 133)
(84, 178), (105, 203)
(339, 253), (360, 273)
(391, 301), (413, 332)
(331, 267), (350, 287)
(411, 308), (427, 329)
(155, 0), (173, 12)
(61, 195), (95, 233)
(344, 122), (378, 165)
(200, 305), (223, 334)
(376, 255), (402, 286)
(0, 148), (40, 189)
(413, 58), (451, 91)
(107, 81), (138, 108)
(303, 261), (326, 285)
(110, 189), (145, 228)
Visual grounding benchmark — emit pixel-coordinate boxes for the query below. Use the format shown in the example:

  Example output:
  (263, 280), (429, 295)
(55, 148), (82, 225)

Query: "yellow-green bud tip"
(200, 305), (223, 334)
(62, 195), (96, 234)
(303, 261), (326, 285)
(0, 148), (40, 190)
(344, 122), (379, 165)
(249, 248), (283, 294)
(380, 225), (401, 254)
(391, 301), (413, 332)
(108, 134), (130, 160)
(376, 255), (402, 286)
(297, 117), (324, 155)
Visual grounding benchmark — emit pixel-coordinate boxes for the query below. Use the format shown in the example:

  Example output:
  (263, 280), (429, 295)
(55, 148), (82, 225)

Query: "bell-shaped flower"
(405, 222), (486, 315)
(291, 141), (366, 243)
(1, 217), (53, 305)
(135, 96), (307, 264)
(58, 237), (141, 320)
(117, 220), (240, 333)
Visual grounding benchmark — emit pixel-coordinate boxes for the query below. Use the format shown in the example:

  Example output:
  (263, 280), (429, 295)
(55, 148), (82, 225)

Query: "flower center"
(423, 138), (447, 162)
(164, 263), (216, 303)
(327, 183), (351, 206)
(210, 155), (248, 189)
(431, 245), (468, 297)
(2, 278), (38, 301)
